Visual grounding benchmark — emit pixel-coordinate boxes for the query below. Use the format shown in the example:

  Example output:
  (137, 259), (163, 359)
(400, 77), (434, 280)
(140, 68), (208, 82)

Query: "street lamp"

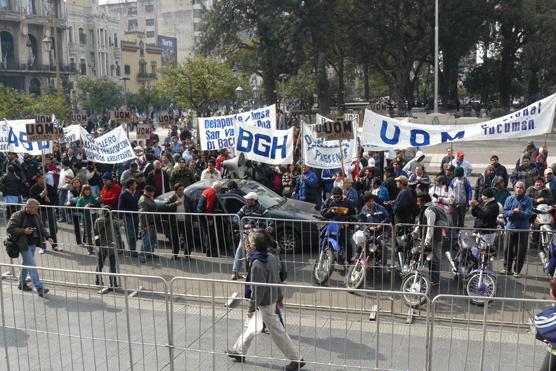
(235, 86), (243, 110)
(43, 7), (62, 96)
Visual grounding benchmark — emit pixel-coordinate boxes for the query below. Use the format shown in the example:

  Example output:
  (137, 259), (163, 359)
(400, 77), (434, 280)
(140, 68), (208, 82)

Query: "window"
(139, 60), (146, 74)
(114, 33), (118, 47)
(127, 20), (138, 32)
(109, 36), (112, 46)
(79, 58), (86, 75)
(145, 4), (154, 12)
(124, 64), (130, 75)
(89, 30), (94, 45)
(78, 28), (86, 44)
(146, 31), (155, 38)
(151, 61), (157, 74)
(127, 7), (137, 15)
(69, 57), (76, 72)
(146, 19), (155, 26)
(115, 62), (121, 76)
(68, 26), (73, 43)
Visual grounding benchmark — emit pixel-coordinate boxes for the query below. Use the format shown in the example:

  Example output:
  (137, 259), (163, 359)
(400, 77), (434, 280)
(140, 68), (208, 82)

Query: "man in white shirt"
(58, 160), (74, 222)
(200, 160), (222, 183)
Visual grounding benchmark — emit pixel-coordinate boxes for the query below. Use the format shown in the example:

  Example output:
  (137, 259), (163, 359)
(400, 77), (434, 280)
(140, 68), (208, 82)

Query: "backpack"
(428, 205), (450, 227)
(4, 237), (20, 259)
(452, 178), (470, 206)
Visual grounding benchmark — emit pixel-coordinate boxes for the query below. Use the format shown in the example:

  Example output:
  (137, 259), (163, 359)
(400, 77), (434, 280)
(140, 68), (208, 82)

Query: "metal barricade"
(237, 216), (396, 290)
(0, 263), (171, 371)
(0, 203), (112, 279)
(113, 210), (240, 282)
(428, 295), (552, 371)
(169, 276), (429, 371)
(393, 223), (551, 302)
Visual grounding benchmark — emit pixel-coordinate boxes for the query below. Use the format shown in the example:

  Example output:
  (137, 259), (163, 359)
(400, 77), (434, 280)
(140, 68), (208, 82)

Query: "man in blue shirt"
(358, 194), (391, 264)
(502, 181), (532, 277)
(293, 164), (319, 204)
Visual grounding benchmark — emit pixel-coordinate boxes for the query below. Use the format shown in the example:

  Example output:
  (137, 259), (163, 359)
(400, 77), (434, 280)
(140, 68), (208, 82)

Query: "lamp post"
(42, 8), (61, 96)
(120, 76), (130, 136)
(235, 86), (243, 111)
(434, 0), (439, 113)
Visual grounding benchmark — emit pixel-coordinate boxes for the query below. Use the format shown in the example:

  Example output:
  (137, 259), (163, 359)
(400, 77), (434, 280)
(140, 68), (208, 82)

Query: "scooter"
(464, 233), (497, 305)
(313, 207), (352, 285)
(535, 204), (554, 268)
(345, 227), (383, 289)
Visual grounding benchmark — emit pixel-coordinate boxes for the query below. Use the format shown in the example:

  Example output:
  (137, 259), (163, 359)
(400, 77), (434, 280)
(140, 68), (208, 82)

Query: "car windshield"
(239, 181), (284, 209)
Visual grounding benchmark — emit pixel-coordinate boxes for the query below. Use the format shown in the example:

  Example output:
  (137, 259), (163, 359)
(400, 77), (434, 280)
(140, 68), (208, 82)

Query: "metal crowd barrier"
(0, 263), (428, 371)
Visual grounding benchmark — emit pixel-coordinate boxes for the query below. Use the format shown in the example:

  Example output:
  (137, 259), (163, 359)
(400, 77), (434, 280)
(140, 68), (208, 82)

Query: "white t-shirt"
(58, 168), (74, 190)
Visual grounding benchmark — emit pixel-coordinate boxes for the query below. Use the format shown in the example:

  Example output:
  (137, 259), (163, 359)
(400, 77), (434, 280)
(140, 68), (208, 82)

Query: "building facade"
(101, 0), (214, 62)
(121, 31), (161, 93)
(66, 0), (122, 82)
(0, 0), (73, 94)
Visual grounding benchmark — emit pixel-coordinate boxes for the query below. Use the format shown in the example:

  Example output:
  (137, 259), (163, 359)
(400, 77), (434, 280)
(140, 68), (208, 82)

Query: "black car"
(155, 179), (323, 253)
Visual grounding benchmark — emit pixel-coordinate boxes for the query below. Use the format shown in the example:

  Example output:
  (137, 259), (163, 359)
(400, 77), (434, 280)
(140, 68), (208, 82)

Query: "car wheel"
(277, 230), (298, 254)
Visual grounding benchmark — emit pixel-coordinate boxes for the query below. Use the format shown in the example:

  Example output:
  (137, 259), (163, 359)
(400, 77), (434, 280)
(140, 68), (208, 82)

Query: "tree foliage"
(75, 77), (123, 114)
(0, 84), (69, 120)
(159, 57), (239, 115)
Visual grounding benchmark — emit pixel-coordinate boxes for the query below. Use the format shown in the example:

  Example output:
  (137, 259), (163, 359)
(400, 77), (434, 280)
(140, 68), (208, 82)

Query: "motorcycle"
(345, 227), (383, 289)
(313, 207), (352, 285)
(445, 231), (480, 279)
(464, 233), (497, 305)
(535, 204), (554, 268)
(397, 228), (431, 307)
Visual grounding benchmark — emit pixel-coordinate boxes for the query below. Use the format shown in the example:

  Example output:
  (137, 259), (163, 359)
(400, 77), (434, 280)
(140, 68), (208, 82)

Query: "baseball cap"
(545, 168), (553, 175)
(102, 172), (113, 180)
(456, 151), (464, 157)
(244, 192), (258, 201)
(394, 175), (408, 183)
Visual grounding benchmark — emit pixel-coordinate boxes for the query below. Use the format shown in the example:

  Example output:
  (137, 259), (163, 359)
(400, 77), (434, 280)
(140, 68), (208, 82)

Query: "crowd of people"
(1, 115), (555, 293)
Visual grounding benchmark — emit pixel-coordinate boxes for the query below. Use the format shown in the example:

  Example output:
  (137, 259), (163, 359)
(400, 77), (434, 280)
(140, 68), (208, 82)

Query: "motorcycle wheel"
(345, 260), (366, 290)
(313, 245), (335, 285)
(466, 273), (496, 306)
(401, 273), (430, 308)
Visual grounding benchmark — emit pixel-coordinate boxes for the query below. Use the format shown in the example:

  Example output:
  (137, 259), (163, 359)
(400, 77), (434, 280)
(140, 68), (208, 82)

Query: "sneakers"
(500, 269), (513, 275)
(39, 248), (46, 254)
(226, 350), (245, 363)
(513, 272), (521, 278)
(36, 288), (49, 297)
(17, 284), (33, 292)
(230, 272), (238, 281)
(53, 246), (63, 252)
(284, 359), (306, 370)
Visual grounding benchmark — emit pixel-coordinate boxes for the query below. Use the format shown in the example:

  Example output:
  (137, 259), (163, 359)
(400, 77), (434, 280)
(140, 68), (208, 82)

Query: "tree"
(284, 64), (316, 111)
(75, 77), (123, 114)
(127, 86), (172, 114)
(20, 94), (71, 120)
(159, 57), (239, 115)
(0, 84), (23, 119)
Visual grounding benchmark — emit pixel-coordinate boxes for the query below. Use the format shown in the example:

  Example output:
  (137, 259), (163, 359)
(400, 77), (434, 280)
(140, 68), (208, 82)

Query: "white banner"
(1, 120), (52, 155)
(199, 104), (277, 151)
(301, 121), (356, 169)
(80, 126), (135, 164)
(61, 125), (82, 143)
(361, 94), (556, 148)
(235, 123), (294, 165)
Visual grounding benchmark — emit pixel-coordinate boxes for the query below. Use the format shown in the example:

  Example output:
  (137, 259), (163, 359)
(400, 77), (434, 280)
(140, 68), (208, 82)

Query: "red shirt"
(202, 187), (217, 213)
(101, 183), (122, 210)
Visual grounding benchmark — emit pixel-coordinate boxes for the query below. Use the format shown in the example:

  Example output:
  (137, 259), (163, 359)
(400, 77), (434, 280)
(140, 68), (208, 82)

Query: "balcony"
(136, 72), (157, 82)
(0, 62), (76, 74)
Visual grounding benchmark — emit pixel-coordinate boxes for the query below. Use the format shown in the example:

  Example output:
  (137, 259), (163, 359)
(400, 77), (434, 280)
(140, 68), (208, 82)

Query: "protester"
(470, 188), (499, 246)
(451, 151), (473, 177)
(57, 159), (74, 223)
(474, 165), (496, 201)
(167, 183), (192, 260)
(76, 184), (98, 254)
(93, 207), (120, 292)
(118, 179), (140, 257)
(502, 181), (532, 277)
(120, 162), (140, 186)
(490, 155), (509, 187)
(0, 164), (25, 219)
(392, 175), (417, 224)
(293, 164), (319, 203)
(29, 173), (60, 253)
(534, 278), (556, 371)
(196, 181), (223, 257)
(511, 155), (539, 189)
(7, 198), (54, 297)
(146, 160), (170, 196)
(98, 172), (121, 211)
(200, 159), (222, 182)
(66, 178), (83, 246)
(170, 158), (196, 188)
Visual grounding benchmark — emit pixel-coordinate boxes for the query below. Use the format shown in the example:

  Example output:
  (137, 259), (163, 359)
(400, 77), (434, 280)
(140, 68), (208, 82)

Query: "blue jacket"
(345, 186), (359, 206)
(449, 177), (472, 207)
(503, 195), (532, 230)
(294, 170), (319, 203)
(535, 306), (556, 349)
(374, 185), (390, 205)
(321, 168), (340, 193)
(358, 204), (391, 224)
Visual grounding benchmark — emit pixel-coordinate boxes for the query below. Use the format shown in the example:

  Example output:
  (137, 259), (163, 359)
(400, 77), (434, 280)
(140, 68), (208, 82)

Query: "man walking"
(7, 199), (54, 297)
(502, 181), (532, 278)
(226, 230), (305, 370)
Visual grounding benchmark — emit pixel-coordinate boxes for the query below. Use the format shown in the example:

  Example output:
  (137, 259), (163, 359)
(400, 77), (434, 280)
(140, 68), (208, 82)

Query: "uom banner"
(235, 123), (294, 165)
(80, 126), (135, 164)
(1, 120), (52, 155)
(361, 94), (556, 148)
(199, 104), (276, 151)
(301, 121), (357, 169)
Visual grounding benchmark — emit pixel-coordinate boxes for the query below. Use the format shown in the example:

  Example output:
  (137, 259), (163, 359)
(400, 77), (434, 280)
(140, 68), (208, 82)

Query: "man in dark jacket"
(470, 188), (499, 231)
(0, 165), (24, 218)
(93, 207), (120, 292)
(227, 230), (304, 370)
(168, 182), (194, 260)
(28, 173), (60, 253)
(7, 199), (53, 297)
(118, 179), (140, 257)
(321, 187), (356, 263)
(474, 166), (496, 201)
(526, 176), (553, 251)
(392, 176), (417, 224)
(146, 160), (170, 196)
(170, 158), (196, 188)
(511, 155), (539, 189)
(292, 164), (319, 204)
(490, 155), (508, 187)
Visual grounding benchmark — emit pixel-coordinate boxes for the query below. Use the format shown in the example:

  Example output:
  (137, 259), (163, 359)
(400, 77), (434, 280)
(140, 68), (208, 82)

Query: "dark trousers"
(170, 217), (193, 256)
(40, 208), (57, 249)
(200, 216), (219, 257)
(505, 230), (528, 274)
(72, 214), (82, 245)
(83, 219), (93, 246)
(95, 250), (117, 286)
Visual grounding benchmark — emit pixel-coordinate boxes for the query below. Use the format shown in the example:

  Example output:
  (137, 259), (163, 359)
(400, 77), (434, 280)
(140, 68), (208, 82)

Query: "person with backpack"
(416, 192), (449, 286)
(448, 166), (472, 245)
(226, 229), (304, 370)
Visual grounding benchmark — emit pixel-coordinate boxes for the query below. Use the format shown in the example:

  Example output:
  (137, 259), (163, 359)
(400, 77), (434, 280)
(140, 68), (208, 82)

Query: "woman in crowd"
(66, 177), (82, 246)
(76, 184), (99, 254)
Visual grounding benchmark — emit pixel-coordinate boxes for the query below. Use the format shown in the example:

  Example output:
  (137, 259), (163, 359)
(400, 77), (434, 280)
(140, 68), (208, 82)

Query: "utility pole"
(434, 0), (439, 113)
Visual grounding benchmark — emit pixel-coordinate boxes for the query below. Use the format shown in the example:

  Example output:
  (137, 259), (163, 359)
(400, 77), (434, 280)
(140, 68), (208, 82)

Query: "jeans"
(505, 230), (529, 274)
(40, 208), (57, 249)
(58, 190), (68, 220)
(141, 225), (157, 258)
(90, 185), (100, 197)
(232, 239), (245, 273)
(95, 250), (117, 287)
(19, 244), (42, 289)
(4, 195), (21, 219)
(83, 219), (94, 246)
(124, 214), (138, 252)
